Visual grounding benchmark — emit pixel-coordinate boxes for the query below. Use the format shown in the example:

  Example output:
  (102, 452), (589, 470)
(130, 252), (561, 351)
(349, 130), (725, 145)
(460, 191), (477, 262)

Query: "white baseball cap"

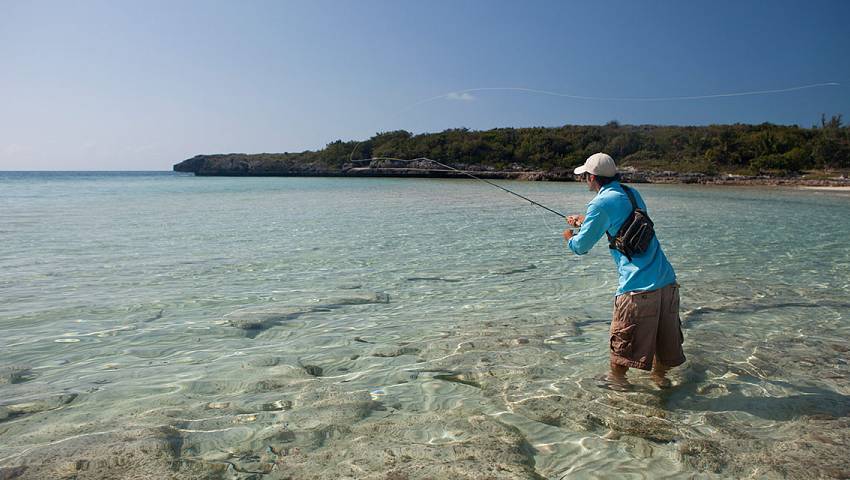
(574, 152), (618, 177)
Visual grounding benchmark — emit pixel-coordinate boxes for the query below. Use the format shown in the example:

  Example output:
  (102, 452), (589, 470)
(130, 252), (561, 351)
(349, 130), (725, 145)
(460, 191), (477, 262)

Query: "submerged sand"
(3, 291), (850, 479)
(3, 176), (850, 479)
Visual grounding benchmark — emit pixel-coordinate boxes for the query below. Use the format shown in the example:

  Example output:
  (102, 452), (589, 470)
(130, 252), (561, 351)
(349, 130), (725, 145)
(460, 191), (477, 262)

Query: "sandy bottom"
(3, 176), (850, 479)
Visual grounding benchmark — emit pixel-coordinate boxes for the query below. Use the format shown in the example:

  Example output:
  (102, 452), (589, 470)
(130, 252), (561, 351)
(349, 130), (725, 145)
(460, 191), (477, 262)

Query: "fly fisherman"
(562, 153), (684, 387)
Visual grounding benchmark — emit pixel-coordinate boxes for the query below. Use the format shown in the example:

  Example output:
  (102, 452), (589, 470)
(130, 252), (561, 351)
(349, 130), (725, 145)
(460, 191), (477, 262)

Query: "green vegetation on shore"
(176, 115), (849, 177)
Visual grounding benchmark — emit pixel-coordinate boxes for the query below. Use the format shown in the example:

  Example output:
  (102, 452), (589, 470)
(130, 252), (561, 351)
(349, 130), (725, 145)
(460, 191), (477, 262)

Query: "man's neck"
(596, 180), (619, 193)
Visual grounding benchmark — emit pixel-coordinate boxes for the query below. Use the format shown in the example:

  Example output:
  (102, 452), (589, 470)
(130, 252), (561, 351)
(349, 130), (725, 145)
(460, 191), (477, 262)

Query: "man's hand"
(563, 229), (575, 241)
(566, 215), (585, 228)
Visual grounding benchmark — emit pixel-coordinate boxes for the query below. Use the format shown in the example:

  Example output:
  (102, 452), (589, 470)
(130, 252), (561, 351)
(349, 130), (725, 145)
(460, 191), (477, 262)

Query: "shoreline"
(173, 163), (850, 187)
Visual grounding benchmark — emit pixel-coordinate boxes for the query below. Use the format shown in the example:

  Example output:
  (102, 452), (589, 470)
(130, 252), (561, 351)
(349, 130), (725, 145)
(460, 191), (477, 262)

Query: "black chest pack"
(605, 185), (655, 261)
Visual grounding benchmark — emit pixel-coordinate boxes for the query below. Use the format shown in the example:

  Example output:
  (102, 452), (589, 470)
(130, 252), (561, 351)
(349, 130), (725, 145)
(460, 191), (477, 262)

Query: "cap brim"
(573, 166), (588, 175)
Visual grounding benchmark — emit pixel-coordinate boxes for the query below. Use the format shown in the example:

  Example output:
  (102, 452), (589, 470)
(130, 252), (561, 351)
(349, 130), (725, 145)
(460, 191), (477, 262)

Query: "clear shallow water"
(1, 172), (849, 479)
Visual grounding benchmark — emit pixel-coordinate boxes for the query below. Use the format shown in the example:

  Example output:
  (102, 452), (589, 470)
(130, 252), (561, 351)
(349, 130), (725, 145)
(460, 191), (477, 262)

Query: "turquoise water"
(1, 172), (849, 479)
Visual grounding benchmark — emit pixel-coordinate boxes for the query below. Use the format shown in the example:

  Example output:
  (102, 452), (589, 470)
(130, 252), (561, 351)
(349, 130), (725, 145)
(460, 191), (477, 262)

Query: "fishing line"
(361, 156), (567, 219)
(534, 202), (556, 233)
(350, 81), (840, 160)
(346, 80), (840, 229)
(406, 82), (841, 111)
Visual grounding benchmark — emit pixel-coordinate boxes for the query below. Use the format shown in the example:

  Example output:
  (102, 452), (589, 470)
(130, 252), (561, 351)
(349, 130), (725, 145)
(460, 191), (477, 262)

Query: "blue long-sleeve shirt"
(568, 181), (676, 295)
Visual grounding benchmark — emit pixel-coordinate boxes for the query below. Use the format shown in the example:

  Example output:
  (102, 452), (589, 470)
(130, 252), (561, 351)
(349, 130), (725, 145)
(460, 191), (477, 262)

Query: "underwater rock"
(495, 264), (537, 275)
(371, 346), (421, 358)
(3, 427), (213, 480)
(504, 373), (681, 443)
(0, 466), (27, 479)
(225, 292), (391, 335)
(252, 386), (377, 449)
(325, 291), (390, 306)
(678, 418), (850, 478)
(260, 400), (292, 411)
(145, 309), (164, 322)
(303, 365), (323, 377)
(0, 365), (31, 385)
(662, 324), (850, 478)
(586, 410), (677, 443)
(4, 393), (77, 416)
(406, 276), (462, 283)
(433, 373), (481, 389)
(225, 307), (308, 331)
(678, 439), (730, 474)
(241, 355), (280, 368)
(219, 453), (276, 476)
(274, 413), (545, 479)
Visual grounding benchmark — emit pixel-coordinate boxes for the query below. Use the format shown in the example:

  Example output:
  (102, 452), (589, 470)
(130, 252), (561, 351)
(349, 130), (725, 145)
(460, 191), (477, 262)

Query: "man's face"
(585, 174), (595, 191)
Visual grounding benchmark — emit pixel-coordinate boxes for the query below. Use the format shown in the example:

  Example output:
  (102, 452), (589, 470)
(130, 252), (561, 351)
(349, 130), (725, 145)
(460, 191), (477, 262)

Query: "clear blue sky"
(2, 0), (848, 170)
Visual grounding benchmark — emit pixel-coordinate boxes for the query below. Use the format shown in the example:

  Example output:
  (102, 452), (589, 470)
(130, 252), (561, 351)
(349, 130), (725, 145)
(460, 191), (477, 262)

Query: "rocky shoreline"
(173, 154), (850, 187)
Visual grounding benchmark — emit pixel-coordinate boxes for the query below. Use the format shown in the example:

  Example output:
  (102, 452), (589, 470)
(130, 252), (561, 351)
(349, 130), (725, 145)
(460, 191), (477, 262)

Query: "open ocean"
(1, 171), (849, 479)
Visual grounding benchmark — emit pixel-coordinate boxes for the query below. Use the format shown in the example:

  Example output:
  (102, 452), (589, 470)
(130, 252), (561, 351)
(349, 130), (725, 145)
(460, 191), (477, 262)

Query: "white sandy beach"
(799, 185), (850, 191)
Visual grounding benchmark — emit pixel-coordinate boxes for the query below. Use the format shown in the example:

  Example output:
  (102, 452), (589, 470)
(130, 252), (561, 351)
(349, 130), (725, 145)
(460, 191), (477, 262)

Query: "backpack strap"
(606, 184), (637, 256)
(621, 184), (639, 211)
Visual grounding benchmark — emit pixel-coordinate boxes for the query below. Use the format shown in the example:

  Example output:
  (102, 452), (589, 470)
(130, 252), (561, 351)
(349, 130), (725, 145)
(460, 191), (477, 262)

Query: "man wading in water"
(563, 153), (684, 388)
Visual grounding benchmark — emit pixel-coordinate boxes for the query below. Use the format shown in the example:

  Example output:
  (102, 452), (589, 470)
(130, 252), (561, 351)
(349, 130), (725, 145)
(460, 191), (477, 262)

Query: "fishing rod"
(364, 157), (568, 219)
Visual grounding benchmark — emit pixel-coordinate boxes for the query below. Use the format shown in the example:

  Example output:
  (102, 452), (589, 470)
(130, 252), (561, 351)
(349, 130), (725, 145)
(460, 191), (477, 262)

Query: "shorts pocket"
(610, 302), (637, 357)
(610, 323), (636, 357)
(630, 290), (660, 317)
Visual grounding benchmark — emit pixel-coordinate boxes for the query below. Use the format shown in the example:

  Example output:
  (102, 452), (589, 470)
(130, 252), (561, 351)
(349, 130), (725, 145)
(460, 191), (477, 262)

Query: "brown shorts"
(610, 283), (685, 371)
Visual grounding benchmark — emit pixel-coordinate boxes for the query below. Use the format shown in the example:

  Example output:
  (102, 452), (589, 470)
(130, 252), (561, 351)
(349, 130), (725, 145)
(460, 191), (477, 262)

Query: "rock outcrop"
(174, 154), (850, 186)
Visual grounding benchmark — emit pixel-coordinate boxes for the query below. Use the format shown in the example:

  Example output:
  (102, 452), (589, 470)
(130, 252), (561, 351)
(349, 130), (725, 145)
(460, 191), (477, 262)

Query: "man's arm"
(567, 202), (610, 255)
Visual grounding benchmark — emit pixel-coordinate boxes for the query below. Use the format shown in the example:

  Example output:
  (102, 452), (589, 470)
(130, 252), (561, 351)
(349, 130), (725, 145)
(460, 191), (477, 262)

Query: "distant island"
(174, 116), (850, 186)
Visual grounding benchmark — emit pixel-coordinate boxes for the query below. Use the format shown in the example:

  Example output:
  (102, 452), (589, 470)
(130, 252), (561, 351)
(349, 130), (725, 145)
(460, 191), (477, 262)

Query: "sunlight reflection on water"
(1, 172), (849, 479)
